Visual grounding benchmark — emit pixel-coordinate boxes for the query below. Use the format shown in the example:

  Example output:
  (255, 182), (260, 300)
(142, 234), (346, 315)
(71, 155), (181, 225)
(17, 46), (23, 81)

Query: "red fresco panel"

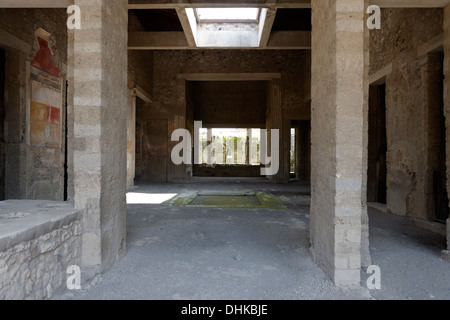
(49, 106), (60, 125)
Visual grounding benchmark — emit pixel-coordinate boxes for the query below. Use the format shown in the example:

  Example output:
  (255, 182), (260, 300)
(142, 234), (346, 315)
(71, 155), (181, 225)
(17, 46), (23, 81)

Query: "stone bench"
(0, 200), (82, 300)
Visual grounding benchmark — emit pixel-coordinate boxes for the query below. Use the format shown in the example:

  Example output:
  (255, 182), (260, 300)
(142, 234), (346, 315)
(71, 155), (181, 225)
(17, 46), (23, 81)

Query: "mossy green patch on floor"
(171, 191), (287, 211)
(192, 195), (260, 207)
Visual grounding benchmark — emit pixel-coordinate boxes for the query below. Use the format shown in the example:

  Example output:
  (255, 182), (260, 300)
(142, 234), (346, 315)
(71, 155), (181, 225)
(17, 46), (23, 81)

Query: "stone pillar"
(126, 89), (136, 189)
(207, 128), (213, 164)
(447, 218), (450, 250)
(266, 79), (285, 181)
(246, 129), (251, 165)
(67, 1), (75, 203)
(444, 5), (450, 257)
(361, 2), (371, 268)
(73, 0), (128, 275)
(310, 0), (369, 286)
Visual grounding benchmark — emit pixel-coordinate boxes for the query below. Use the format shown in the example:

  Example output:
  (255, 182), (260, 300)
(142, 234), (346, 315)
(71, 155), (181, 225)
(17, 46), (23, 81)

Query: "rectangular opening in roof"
(195, 8), (261, 23)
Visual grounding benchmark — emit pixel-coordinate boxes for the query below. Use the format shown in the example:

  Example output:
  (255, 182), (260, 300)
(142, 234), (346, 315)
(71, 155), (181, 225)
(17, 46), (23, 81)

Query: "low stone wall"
(193, 164), (261, 177)
(0, 200), (82, 300)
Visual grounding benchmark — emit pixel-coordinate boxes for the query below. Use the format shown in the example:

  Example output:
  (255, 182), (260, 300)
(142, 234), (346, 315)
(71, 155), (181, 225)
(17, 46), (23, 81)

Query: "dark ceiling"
(272, 9), (311, 31)
(129, 8), (312, 32)
(131, 9), (183, 31)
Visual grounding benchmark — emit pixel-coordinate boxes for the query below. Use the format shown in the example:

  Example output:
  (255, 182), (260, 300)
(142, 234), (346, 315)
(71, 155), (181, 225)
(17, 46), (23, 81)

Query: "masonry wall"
(128, 50), (154, 97)
(127, 51), (153, 188)
(370, 9), (444, 221)
(0, 9), (68, 201)
(127, 12), (155, 188)
(136, 50), (311, 182)
(0, 203), (81, 300)
(191, 81), (267, 127)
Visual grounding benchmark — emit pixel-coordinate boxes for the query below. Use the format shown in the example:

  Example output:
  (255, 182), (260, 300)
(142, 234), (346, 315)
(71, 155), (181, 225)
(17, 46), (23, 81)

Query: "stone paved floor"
(54, 177), (450, 300)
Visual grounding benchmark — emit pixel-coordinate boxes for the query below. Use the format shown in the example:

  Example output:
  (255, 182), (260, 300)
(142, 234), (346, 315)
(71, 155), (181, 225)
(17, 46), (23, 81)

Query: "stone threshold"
(0, 200), (82, 253)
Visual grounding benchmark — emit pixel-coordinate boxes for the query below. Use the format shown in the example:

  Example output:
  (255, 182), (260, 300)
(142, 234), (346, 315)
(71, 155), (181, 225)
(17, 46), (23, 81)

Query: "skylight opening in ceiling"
(195, 8), (261, 23)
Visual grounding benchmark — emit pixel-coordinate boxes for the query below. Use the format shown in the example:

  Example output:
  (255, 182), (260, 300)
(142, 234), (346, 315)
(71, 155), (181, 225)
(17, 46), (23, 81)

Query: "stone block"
(334, 268), (361, 288)
(81, 232), (101, 266)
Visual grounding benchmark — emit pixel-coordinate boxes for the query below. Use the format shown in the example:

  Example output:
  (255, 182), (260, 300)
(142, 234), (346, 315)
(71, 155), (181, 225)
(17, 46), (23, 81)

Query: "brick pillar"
(444, 5), (450, 254)
(73, 0), (128, 275)
(310, 0), (369, 286)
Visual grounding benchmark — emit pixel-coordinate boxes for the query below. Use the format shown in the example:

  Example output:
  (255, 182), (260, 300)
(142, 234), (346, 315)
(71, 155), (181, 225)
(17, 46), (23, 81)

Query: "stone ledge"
(0, 200), (82, 253)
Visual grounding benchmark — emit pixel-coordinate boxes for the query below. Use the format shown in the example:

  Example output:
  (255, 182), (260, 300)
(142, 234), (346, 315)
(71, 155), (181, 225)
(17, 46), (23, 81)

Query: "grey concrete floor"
(54, 177), (450, 300)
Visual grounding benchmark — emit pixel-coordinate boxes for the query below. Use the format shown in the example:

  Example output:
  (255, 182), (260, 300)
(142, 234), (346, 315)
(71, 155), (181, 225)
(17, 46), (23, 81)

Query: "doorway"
(431, 52), (449, 223)
(368, 83), (387, 204)
(147, 119), (168, 182)
(291, 120), (310, 182)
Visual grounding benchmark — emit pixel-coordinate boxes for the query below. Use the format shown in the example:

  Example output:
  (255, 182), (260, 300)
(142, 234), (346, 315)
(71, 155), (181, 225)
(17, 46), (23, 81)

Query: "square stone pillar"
(127, 89), (136, 189)
(73, 0), (128, 274)
(310, 0), (369, 287)
(266, 79), (286, 181)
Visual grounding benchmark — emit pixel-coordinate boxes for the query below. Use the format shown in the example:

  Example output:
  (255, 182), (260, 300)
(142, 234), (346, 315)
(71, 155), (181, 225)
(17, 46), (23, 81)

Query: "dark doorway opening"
(432, 52), (449, 223)
(290, 120), (310, 182)
(0, 49), (5, 200)
(188, 80), (267, 178)
(368, 83), (387, 204)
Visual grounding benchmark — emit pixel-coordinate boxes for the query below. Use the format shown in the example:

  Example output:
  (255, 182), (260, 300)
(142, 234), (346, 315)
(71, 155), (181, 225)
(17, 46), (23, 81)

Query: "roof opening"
(185, 7), (267, 48)
(195, 8), (261, 23)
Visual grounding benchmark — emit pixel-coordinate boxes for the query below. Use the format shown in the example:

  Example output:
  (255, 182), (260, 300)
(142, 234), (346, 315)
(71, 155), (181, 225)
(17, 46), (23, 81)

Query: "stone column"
(266, 79), (284, 181)
(67, 0), (75, 203)
(73, 0), (128, 275)
(443, 5), (450, 258)
(310, 0), (369, 286)
(207, 128), (213, 164)
(361, 2), (371, 268)
(126, 89), (136, 188)
(246, 128), (252, 165)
